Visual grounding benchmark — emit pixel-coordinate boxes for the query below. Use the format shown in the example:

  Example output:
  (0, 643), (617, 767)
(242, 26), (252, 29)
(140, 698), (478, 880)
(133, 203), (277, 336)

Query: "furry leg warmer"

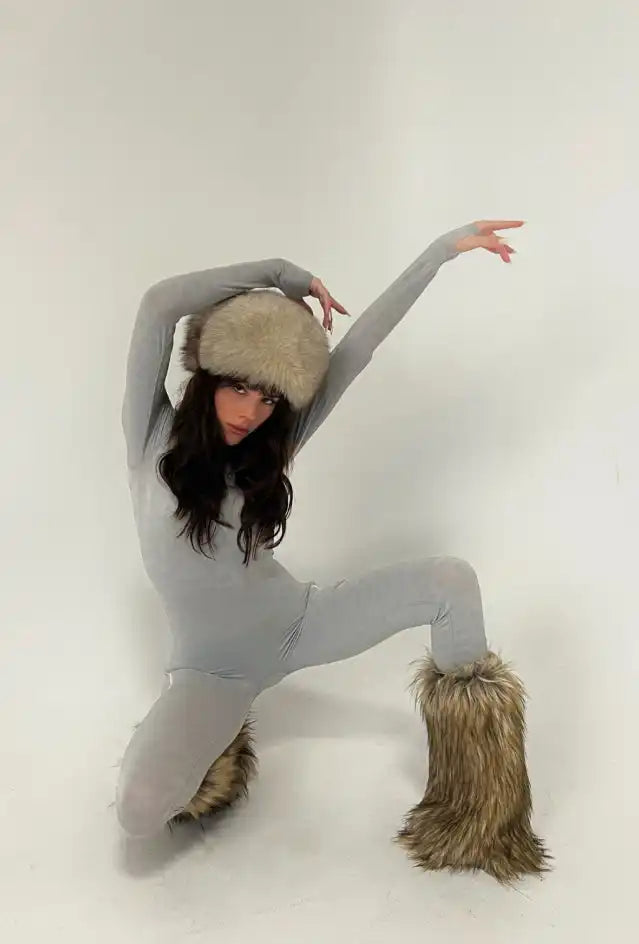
(170, 718), (258, 825)
(396, 651), (551, 884)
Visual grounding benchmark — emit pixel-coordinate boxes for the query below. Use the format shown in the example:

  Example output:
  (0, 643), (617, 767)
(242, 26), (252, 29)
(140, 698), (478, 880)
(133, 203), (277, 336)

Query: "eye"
(233, 383), (278, 406)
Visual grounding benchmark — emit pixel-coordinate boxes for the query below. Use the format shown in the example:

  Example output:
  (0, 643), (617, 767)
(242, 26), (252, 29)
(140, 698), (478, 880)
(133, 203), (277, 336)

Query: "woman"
(117, 218), (549, 883)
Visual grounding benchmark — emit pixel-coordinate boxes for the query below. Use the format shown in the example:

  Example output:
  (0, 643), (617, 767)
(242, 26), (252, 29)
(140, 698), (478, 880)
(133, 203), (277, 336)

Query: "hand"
(306, 277), (349, 333)
(455, 220), (525, 262)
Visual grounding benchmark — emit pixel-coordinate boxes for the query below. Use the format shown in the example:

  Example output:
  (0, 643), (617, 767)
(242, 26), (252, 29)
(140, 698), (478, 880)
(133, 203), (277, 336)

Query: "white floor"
(2, 1), (637, 941)
(3, 524), (637, 942)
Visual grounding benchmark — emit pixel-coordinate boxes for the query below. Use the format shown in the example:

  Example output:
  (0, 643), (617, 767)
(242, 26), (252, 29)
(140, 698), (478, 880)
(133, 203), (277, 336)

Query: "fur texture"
(170, 718), (258, 824)
(181, 290), (330, 410)
(396, 651), (551, 885)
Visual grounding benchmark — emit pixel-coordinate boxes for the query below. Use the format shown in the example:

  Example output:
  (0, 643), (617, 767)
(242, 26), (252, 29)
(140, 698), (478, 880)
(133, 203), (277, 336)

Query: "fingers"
(330, 296), (350, 315)
(476, 219), (525, 234)
(483, 233), (516, 262)
(308, 278), (349, 333)
(317, 294), (332, 332)
(321, 292), (348, 333)
(497, 240), (514, 262)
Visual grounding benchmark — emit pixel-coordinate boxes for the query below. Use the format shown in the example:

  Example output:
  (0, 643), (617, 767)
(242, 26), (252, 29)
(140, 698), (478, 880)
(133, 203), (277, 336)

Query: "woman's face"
(214, 381), (280, 444)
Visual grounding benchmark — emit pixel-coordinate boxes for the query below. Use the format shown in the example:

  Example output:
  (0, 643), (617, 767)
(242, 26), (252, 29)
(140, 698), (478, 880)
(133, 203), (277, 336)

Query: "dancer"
(117, 217), (549, 883)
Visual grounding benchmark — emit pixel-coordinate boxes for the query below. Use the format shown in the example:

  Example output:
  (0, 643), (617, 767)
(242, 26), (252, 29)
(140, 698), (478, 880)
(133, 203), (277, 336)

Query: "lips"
(229, 425), (249, 434)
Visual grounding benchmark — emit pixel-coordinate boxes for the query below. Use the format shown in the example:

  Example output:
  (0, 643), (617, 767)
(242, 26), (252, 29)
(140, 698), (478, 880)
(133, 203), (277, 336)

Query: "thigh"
(286, 555), (487, 675)
(116, 670), (257, 837)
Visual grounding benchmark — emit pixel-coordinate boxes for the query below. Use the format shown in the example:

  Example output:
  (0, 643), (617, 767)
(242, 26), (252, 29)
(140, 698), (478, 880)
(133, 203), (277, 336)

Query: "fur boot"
(396, 651), (551, 884)
(170, 718), (258, 825)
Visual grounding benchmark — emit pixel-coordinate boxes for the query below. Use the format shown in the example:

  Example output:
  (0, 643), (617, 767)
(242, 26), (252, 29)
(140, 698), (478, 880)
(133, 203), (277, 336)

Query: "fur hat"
(180, 290), (330, 410)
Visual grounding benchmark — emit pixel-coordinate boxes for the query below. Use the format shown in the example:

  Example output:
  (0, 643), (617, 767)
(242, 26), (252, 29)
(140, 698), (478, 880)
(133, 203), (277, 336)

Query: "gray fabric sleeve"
(121, 258), (313, 467)
(290, 221), (479, 455)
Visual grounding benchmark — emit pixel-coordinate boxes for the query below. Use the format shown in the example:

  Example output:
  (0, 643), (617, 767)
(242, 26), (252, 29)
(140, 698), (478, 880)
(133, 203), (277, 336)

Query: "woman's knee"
(430, 555), (480, 594)
(116, 779), (170, 839)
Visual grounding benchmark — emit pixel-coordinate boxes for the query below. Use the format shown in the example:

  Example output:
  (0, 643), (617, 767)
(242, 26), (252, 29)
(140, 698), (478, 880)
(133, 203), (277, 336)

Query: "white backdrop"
(2, 1), (637, 941)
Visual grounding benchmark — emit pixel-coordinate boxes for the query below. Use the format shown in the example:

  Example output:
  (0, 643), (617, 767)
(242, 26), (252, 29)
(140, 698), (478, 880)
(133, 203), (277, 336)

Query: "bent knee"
(116, 782), (172, 839)
(431, 556), (480, 592)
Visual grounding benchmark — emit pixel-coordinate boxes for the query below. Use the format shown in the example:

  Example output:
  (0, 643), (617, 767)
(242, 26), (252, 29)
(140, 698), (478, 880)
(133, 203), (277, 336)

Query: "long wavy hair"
(157, 368), (298, 565)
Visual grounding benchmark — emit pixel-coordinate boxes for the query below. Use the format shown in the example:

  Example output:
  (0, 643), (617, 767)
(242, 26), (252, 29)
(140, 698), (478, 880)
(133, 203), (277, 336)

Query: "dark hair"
(157, 368), (297, 565)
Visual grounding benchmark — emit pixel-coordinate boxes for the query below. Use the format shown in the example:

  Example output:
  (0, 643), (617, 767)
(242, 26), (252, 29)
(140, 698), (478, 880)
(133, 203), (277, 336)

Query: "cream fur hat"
(180, 290), (330, 410)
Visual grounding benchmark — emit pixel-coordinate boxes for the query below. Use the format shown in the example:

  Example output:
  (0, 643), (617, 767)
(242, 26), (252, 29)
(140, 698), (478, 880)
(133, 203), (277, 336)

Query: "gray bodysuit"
(117, 221), (489, 837)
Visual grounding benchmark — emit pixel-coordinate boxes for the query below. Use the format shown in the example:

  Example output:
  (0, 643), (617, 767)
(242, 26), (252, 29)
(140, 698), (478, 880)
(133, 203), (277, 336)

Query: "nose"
(238, 399), (262, 427)
(237, 391), (263, 429)
(238, 412), (257, 429)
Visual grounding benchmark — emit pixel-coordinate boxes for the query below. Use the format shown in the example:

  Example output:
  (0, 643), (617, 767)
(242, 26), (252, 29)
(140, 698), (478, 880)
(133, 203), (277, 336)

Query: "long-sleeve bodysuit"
(116, 222), (489, 837)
